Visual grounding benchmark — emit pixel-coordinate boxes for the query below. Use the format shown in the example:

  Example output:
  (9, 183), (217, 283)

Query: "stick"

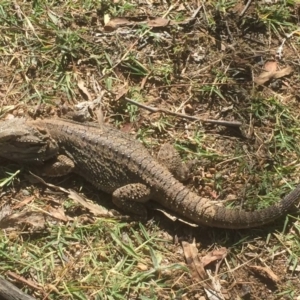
(239, 0), (252, 17)
(124, 97), (242, 128)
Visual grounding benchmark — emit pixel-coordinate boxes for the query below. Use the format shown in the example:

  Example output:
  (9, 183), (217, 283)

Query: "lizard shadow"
(147, 207), (295, 249)
(2, 164), (297, 251)
(61, 172), (297, 251)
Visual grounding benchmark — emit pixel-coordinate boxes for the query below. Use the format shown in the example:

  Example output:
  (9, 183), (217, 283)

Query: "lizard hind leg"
(157, 143), (190, 181)
(112, 183), (151, 219)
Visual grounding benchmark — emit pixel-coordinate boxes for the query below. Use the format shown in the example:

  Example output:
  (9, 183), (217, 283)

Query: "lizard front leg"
(40, 154), (75, 177)
(112, 183), (151, 219)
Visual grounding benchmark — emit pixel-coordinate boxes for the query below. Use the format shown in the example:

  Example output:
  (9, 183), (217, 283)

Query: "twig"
(239, 0), (252, 17)
(6, 272), (42, 293)
(124, 97), (242, 128)
(191, 5), (203, 20)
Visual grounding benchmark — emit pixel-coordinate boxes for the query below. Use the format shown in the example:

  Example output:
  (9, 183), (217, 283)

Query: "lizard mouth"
(0, 142), (56, 163)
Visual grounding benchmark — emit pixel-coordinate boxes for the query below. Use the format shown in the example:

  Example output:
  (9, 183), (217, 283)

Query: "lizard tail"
(164, 182), (300, 228)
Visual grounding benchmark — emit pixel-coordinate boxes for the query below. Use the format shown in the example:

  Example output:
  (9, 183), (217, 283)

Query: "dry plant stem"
(6, 272), (41, 293)
(124, 97), (242, 128)
(191, 6), (203, 19)
(239, 0), (252, 17)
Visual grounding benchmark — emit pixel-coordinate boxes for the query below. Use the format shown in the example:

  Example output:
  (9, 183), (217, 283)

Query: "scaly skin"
(0, 118), (299, 229)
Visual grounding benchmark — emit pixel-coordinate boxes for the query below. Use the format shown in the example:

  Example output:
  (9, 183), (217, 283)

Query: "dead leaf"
(264, 60), (277, 72)
(46, 206), (68, 222)
(120, 122), (134, 133)
(202, 247), (228, 274)
(182, 240), (207, 281)
(115, 84), (128, 101)
(249, 265), (280, 282)
(204, 286), (224, 300)
(147, 17), (169, 27)
(27, 173), (114, 218)
(68, 190), (113, 217)
(272, 66), (293, 79)
(77, 78), (92, 101)
(104, 16), (172, 32)
(254, 71), (273, 85)
(182, 241), (226, 299)
(13, 196), (35, 209)
(201, 247), (228, 267)
(0, 205), (12, 222)
(254, 65), (293, 85)
(0, 211), (47, 230)
(104, 17), (133, 31)
(177, 3), (186, 11)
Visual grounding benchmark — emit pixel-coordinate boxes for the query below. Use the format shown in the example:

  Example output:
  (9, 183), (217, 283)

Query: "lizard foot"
(157, 143), (190, 181)
(41, 154), (75, 177)
(112, 183), (151, 219)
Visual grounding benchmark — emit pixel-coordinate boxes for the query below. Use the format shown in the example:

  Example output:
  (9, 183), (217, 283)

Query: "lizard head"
(0, 118), (59, 163)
